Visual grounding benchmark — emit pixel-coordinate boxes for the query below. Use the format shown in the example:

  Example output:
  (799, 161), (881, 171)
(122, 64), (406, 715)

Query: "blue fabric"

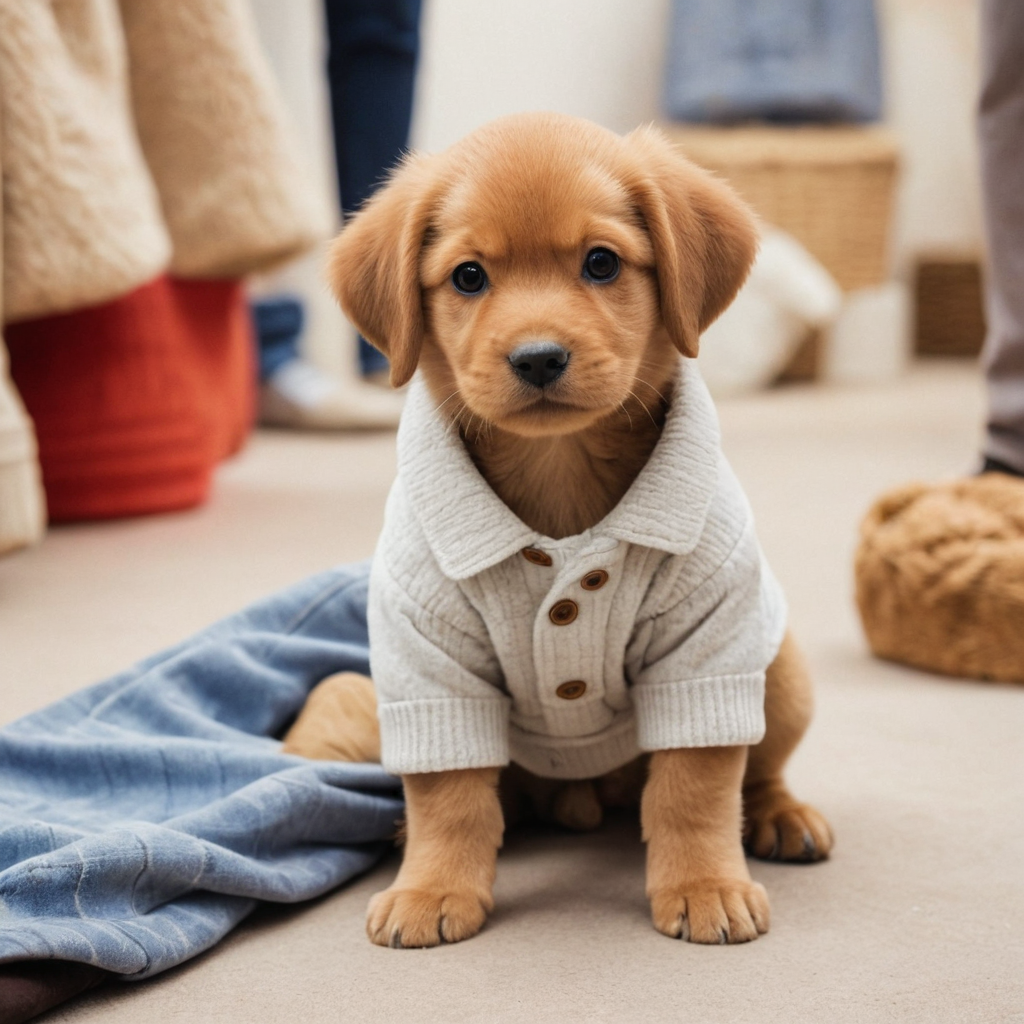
(663, 0), (883, 124)
(324, 0), (423, 377)
(252, 296), (305, 381)
(0, 563), (402, 980)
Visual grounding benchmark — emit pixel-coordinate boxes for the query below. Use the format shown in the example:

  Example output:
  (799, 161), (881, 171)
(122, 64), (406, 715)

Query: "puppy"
(312, 112), (832, 948)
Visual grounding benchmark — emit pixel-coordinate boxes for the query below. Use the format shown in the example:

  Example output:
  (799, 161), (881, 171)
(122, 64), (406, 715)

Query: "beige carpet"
(2, 360), (1022, 1024)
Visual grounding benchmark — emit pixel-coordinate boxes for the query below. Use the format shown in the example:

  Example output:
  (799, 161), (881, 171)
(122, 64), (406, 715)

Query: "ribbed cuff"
(378, 698), (510, 774)
(635, 673), (766, 750)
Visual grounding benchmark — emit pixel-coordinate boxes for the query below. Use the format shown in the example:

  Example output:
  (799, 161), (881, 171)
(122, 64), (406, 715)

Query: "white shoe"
(259, 359), (404, 431)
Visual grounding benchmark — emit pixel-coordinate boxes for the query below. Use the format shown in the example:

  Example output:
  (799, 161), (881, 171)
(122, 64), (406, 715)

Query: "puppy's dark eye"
(452, 262), (488, 295)
(583, 247), (619, 283)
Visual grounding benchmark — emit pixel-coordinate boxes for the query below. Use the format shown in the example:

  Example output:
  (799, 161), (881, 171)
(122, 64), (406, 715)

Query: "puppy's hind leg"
(742, 632), (833, 862)
(281, 672), (381, 763)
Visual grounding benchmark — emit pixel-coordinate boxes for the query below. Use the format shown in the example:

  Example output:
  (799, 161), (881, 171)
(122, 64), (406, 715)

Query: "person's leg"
(252, 296), (304, 382)
(324, 0), (423, 378)
(253, 292), (405, 431)
(979, 0), (1024, 476)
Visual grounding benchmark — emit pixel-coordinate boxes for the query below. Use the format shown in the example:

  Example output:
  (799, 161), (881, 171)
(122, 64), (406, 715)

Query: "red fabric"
(6, 275), (255, 521)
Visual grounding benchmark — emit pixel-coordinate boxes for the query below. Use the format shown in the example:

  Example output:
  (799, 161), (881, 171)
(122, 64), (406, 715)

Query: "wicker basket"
(662, 124), (900, 292)
(662, 124), (899, 380)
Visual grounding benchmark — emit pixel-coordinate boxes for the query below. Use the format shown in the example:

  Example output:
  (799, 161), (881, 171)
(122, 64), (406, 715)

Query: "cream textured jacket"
(368, 361), (787, 780)
(0, 0), (327, 325)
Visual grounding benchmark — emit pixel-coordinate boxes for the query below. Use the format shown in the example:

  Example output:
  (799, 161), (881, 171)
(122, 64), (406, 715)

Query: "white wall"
(248, 0), (337, 220)
(249, 0), (351, 374)
(876, 0), (984, 268)
(411, 0), (672, 150)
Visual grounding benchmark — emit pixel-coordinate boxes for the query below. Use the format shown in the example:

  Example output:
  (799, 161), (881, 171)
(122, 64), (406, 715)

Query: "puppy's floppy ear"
(326, 153), (444, 387)
(623, 126), (759, 358)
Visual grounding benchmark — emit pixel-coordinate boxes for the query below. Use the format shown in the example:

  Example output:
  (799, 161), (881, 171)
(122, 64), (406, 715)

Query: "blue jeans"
(0, 562), (401, 978)
(253, 296), (304, 381)
(325, 0), (423, 377)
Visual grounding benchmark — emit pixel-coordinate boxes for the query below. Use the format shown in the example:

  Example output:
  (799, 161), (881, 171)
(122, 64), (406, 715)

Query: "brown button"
(522, 547), (553, 567)
(555, 680), (587, 700)
(549, 599), (579, 625)
(581, 569), (609, 591)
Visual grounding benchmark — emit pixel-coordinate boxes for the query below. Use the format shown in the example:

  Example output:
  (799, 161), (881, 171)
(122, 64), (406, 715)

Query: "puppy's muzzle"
(508, 342), (570, 388)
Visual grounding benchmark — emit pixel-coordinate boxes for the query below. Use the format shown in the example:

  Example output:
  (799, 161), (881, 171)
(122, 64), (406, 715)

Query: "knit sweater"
(368, 360), (787, 780)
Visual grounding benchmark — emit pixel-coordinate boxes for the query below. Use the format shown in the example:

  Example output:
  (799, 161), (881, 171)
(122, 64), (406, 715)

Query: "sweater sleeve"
(368, 507), (510, 775)
(631, 520), (787, 752)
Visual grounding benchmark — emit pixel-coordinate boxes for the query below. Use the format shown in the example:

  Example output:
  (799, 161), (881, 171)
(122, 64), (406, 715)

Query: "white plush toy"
(699, 228), (843, 398)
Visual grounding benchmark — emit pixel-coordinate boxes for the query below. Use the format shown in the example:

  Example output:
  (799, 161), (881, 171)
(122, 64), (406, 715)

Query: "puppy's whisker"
(445, 402), (474, 440)
(625, 389), (660, 429)
(435, 390), (463, 416)
(618, 400), (634, 431)
(451, 402), (492, 447)
(473, 414), (494, 445)
(632, 374), (666, 400)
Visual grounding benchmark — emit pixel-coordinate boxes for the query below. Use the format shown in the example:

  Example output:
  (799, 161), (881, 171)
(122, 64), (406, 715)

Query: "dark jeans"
(253, 297), (304, 381)
(325, 0), (423, 377)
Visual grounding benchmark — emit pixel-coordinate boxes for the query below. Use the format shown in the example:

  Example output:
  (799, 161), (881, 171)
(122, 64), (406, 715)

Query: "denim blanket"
(0, 563), (402, 979)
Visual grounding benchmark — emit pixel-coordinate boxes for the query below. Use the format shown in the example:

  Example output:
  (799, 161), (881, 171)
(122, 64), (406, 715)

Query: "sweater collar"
(396, 359), (721, 580)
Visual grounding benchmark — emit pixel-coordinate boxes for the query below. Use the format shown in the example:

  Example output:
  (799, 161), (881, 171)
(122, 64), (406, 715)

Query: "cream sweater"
(368, 360), (787, 780)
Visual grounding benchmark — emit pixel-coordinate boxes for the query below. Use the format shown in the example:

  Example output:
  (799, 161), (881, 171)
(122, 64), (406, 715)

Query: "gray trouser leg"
(979, 0), (1024, 473)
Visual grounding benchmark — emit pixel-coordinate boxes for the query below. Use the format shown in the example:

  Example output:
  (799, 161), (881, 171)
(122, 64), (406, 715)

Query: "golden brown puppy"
(307, 111), (832, 948)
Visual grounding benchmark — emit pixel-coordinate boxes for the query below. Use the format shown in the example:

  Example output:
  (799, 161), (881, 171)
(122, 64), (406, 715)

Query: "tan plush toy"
(855, 473), (1024, 684)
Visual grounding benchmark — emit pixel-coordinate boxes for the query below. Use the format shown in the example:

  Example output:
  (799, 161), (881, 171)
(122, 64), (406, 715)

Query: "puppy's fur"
(308, 112), (832, 947)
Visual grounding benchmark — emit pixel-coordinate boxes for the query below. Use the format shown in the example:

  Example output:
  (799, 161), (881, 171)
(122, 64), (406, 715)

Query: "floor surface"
(2, 361), (1022, 1024)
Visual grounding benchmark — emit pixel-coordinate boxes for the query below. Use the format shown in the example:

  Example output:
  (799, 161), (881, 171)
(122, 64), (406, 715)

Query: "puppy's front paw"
(366, 885), (491, 948)
(649, 880), (770, 944)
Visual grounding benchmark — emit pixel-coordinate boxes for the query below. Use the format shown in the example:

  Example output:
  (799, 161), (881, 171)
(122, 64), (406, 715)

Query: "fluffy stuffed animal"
(856, 473), (1024, 683)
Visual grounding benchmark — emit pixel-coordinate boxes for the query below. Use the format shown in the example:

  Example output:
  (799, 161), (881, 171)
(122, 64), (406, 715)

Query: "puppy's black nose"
(508, 342), (569, 388)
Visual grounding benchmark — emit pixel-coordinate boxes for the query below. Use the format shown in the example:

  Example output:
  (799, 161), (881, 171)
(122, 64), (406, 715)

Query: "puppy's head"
(328, 113), (757, 437)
